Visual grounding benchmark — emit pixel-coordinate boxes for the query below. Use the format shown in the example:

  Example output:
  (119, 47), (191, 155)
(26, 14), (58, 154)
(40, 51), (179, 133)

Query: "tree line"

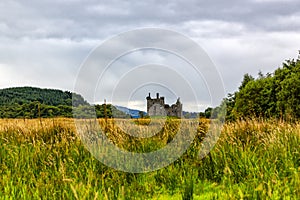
(206, 52), (300, 121)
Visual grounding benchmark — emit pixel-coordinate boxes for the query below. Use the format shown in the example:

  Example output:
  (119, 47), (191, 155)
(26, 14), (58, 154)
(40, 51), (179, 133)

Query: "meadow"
(0, 118), (299, 199)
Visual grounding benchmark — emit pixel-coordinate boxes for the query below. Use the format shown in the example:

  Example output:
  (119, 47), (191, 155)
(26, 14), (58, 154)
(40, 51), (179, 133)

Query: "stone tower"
(146, 93), (182, 118)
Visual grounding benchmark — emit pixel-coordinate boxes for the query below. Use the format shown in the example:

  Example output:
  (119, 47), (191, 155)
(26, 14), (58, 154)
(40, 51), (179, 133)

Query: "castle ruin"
(146, 93), (182, 118)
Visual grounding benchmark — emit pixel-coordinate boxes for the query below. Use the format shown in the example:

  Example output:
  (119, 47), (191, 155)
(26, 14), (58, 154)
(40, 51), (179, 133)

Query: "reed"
(0, 118), (299, 199)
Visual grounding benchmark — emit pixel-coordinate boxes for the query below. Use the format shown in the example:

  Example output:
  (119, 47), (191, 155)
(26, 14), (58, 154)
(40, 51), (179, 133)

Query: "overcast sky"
(1, 0), (300, 111)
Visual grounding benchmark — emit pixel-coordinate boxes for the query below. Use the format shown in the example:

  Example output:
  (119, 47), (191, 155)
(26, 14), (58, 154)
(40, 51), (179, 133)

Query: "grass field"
(0, 118), (299, 199)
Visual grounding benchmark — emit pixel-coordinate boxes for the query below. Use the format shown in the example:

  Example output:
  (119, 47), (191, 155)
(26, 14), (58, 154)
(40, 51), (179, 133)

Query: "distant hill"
(115, 106), (146, 118)
(0, 86), (88, 107)
(0, 87), (129, 119)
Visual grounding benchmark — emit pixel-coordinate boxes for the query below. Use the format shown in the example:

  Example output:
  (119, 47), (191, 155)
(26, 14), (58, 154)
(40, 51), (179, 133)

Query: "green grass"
(0, 118), (299, 199)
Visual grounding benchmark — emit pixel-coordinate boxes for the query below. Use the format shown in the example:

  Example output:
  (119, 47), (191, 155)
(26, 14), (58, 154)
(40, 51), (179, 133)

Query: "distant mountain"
(115, 105), (147, 118)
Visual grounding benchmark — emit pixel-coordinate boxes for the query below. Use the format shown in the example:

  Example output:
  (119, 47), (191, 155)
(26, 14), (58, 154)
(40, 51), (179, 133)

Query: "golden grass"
(0, 117), (299, 199)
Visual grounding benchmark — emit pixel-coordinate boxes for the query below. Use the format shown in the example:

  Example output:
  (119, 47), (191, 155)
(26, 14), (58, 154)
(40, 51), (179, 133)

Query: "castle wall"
(146, 93), (182, 118)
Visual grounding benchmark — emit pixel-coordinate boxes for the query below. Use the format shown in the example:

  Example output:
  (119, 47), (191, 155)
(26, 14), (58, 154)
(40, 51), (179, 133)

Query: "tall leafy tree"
(225, 52), (300, 120)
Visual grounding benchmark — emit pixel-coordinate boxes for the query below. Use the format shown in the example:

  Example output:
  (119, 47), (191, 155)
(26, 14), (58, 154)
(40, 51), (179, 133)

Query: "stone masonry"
(146, 93), (182, 118)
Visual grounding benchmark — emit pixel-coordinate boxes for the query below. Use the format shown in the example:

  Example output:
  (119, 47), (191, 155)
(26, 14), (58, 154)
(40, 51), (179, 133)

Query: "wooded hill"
(0, 87), (129, 118)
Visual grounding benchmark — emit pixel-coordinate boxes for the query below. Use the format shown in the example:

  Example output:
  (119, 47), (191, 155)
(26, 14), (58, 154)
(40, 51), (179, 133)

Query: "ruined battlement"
(146, 93), (182, 118)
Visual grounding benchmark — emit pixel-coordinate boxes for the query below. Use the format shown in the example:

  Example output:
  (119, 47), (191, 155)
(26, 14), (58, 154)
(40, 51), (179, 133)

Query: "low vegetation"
(0, 118), (299, 199)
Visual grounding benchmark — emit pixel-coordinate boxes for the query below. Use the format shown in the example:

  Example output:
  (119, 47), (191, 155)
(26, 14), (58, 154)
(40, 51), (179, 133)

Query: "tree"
(204, 107), (212, 119)
(239, 73), (254, 90)
(138, 111), (145, 118)
(231, 52), (300, 120)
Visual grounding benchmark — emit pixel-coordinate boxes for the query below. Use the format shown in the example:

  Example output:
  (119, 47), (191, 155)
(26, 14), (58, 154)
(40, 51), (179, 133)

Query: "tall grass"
(0, 118), (299, 199)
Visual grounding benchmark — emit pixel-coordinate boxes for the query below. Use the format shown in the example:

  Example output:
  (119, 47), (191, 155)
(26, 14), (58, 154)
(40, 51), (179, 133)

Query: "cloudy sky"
(1, 0), (300, 111)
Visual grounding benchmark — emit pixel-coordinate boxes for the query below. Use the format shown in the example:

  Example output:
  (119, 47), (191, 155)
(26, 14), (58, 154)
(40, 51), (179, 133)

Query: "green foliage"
(95, 104), (130, 118)
(0, 87), (129, 119)
(0, 86), (87, 107)
(238, 73), (255, 90)
(224, 53), (300, 120)
(199, 107), (213, 119)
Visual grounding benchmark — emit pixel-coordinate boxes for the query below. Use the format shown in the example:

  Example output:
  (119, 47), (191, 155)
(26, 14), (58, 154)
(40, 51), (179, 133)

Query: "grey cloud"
(1, 0), (300, 111)
(0, 37), (94, 91)
(1, 0), (300, 41)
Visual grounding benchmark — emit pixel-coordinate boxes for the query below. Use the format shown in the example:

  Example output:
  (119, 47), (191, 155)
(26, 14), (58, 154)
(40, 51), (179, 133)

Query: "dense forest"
(0, 87), (87, 107)
(0, 87), (129, 119)
(211, 52), (300, 121)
